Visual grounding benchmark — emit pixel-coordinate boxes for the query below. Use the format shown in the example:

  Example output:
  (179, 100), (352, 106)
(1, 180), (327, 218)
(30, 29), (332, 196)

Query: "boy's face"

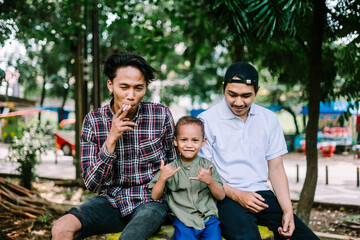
(107, 66), (147, 116)
(174, 123), (206, 164)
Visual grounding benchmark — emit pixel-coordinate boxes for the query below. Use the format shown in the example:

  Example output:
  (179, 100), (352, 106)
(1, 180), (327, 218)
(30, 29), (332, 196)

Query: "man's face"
(224, 82), (256, 120)
(107, 66), (147, 116)
(174, 123), (206, 164)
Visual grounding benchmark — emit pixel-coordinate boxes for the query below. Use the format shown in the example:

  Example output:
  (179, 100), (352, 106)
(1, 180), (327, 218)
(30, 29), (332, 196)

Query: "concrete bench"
(105, 225), (274, 240)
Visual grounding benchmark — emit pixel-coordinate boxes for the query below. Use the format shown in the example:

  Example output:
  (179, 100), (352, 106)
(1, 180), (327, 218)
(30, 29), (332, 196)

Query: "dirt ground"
(1, 178), (359, 240)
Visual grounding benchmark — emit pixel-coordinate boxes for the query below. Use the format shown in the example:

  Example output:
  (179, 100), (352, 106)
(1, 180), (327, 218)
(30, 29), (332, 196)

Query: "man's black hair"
(103, 52), (156, 85)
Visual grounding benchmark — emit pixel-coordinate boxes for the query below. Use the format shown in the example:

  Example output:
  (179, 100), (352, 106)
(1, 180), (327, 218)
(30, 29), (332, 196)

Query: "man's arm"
(268, 156), (295, 237)
(105, 106), (137, 153)
(81, 106), (136, 192)
(222, 181), (268, 213)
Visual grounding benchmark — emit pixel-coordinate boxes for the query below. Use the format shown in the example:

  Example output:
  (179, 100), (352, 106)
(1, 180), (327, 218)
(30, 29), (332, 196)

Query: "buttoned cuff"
(100, 143), (117, 162)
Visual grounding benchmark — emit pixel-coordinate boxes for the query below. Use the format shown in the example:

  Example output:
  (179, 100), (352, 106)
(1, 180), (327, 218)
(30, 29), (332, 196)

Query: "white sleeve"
(198, 114), (214, 161)
(266, 115), (288, 160)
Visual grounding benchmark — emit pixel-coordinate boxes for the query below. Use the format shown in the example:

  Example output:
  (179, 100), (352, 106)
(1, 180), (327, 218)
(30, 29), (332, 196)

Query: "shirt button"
(127, 159), (130, 162)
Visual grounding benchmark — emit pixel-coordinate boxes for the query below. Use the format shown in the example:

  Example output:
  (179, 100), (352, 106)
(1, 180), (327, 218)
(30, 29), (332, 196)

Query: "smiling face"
(224, 82), (256, 122)
(107, 66), (147, 118)
(174, 123), (206, 164)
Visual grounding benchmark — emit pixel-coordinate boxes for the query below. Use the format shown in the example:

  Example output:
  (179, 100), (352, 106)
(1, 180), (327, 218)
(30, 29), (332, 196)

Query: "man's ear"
(255, 85), (260, 96)
(201, 137), (207, 147)
(107, 79), (113, 93)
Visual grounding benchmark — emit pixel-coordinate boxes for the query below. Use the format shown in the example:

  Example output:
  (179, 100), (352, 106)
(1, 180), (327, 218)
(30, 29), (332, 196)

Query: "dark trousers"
(67, 196), (169, 240)
(218, 191), (320, 240)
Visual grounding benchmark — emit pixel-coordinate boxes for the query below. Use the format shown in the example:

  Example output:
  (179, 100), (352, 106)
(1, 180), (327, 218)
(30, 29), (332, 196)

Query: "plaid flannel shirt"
(80, 101), (178, 216)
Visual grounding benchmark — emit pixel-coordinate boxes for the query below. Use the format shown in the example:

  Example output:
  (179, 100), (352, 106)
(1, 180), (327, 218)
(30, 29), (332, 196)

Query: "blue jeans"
(67, 196), (169, 240)
(173, 216), (222, 240)
(218, 191), (320, 240)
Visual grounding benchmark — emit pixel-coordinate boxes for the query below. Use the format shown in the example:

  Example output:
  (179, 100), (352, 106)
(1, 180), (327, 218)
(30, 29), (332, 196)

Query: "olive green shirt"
(148, 156), (223, 230)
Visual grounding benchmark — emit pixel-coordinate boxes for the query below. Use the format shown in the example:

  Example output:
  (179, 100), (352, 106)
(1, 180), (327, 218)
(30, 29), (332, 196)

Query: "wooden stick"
(0, 201), (37, 219)
(1, 198), (45, 216)
(0, 177), (34, 197)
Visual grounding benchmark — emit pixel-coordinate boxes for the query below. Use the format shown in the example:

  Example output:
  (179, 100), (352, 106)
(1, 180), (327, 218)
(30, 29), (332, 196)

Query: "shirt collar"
(179, 155), (200, 169)
(220, 97), (258, 120)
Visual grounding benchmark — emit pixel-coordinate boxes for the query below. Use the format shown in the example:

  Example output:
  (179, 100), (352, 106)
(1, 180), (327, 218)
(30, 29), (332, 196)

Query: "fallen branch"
(0, 177), (34, 197)
(0, 201), (37, 219)
(0, 176), (64, 219)
(1, 198), (45, 216)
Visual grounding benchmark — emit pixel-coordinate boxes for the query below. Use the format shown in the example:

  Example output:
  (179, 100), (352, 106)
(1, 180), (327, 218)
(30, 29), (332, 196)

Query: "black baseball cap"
(224, 62), (259, 93)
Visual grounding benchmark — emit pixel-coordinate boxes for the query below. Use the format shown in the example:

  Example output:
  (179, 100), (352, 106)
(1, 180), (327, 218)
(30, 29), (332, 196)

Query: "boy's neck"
(180, 155), (198, 164)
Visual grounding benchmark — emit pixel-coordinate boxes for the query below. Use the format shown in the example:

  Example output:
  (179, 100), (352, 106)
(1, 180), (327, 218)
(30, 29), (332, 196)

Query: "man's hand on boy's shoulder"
(159, 160), (180, 182)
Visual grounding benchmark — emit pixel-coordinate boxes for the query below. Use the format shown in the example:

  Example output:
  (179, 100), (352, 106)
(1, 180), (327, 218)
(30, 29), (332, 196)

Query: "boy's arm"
(268, 156), (295, 237)
(207, 175), (225, 201)
(189, 165), (225, 200)
(150, 160), (180, 200)
(151, 175), (167, 200)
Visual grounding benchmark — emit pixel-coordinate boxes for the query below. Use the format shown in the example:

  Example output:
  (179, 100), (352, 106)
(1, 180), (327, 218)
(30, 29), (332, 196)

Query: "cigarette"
(122, 104), (131, 112)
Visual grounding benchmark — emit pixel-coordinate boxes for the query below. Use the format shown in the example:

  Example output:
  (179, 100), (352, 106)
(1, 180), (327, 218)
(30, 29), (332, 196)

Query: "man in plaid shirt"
(51, 52), (178, 240)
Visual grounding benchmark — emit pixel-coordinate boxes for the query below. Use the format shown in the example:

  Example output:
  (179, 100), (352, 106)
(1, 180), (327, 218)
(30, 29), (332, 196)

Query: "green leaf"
(0, 68), (5, 80)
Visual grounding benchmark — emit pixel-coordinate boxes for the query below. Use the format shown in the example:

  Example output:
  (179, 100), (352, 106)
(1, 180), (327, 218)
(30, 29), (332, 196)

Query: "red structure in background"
(54, 119), (75, 156)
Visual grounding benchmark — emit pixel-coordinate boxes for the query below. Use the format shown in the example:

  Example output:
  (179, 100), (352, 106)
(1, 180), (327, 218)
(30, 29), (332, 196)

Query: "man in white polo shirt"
(198, 62), (319, 240)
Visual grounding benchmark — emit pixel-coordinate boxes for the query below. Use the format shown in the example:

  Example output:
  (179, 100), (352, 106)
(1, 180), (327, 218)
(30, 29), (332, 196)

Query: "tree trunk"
(20, 161), (33, 190)
(70, 1), (87, 180)
(74, 34), (86, 180)
(282, 105), (300, 135)
(297, 0), (326, 224)
(59, 79), (70, 123)
(38, 48), (48, 121)
(91, 0), (102, 109)
(232, 36), (244, 62)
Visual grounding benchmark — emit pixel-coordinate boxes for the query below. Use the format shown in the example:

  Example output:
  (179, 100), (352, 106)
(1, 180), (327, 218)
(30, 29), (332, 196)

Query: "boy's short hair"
(175, 116), (205, 138)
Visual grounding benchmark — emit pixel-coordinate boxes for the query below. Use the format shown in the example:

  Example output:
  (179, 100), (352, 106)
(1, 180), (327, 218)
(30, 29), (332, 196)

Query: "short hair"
(103, 52), (156, 85)
(175, 116), (205, 138)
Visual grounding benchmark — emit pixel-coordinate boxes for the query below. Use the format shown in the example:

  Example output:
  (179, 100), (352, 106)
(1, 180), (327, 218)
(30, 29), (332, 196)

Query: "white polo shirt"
(198, 98), (288, 192)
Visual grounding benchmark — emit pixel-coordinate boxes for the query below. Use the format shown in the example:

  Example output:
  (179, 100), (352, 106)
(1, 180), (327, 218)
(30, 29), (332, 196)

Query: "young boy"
(149, 116), (225, 240)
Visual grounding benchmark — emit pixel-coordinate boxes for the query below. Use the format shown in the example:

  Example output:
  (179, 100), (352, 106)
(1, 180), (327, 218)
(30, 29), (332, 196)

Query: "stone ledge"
(105, 225), (274, 240)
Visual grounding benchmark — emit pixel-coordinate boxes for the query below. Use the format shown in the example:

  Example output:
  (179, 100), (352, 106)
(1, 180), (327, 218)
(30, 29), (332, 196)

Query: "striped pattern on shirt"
(80, 101), (178, 216)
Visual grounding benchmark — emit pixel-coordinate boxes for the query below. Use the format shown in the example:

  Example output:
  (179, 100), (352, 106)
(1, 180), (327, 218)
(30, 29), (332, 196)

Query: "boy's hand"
(189, 165), (213, 185)
(159, 160), (180, 181)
